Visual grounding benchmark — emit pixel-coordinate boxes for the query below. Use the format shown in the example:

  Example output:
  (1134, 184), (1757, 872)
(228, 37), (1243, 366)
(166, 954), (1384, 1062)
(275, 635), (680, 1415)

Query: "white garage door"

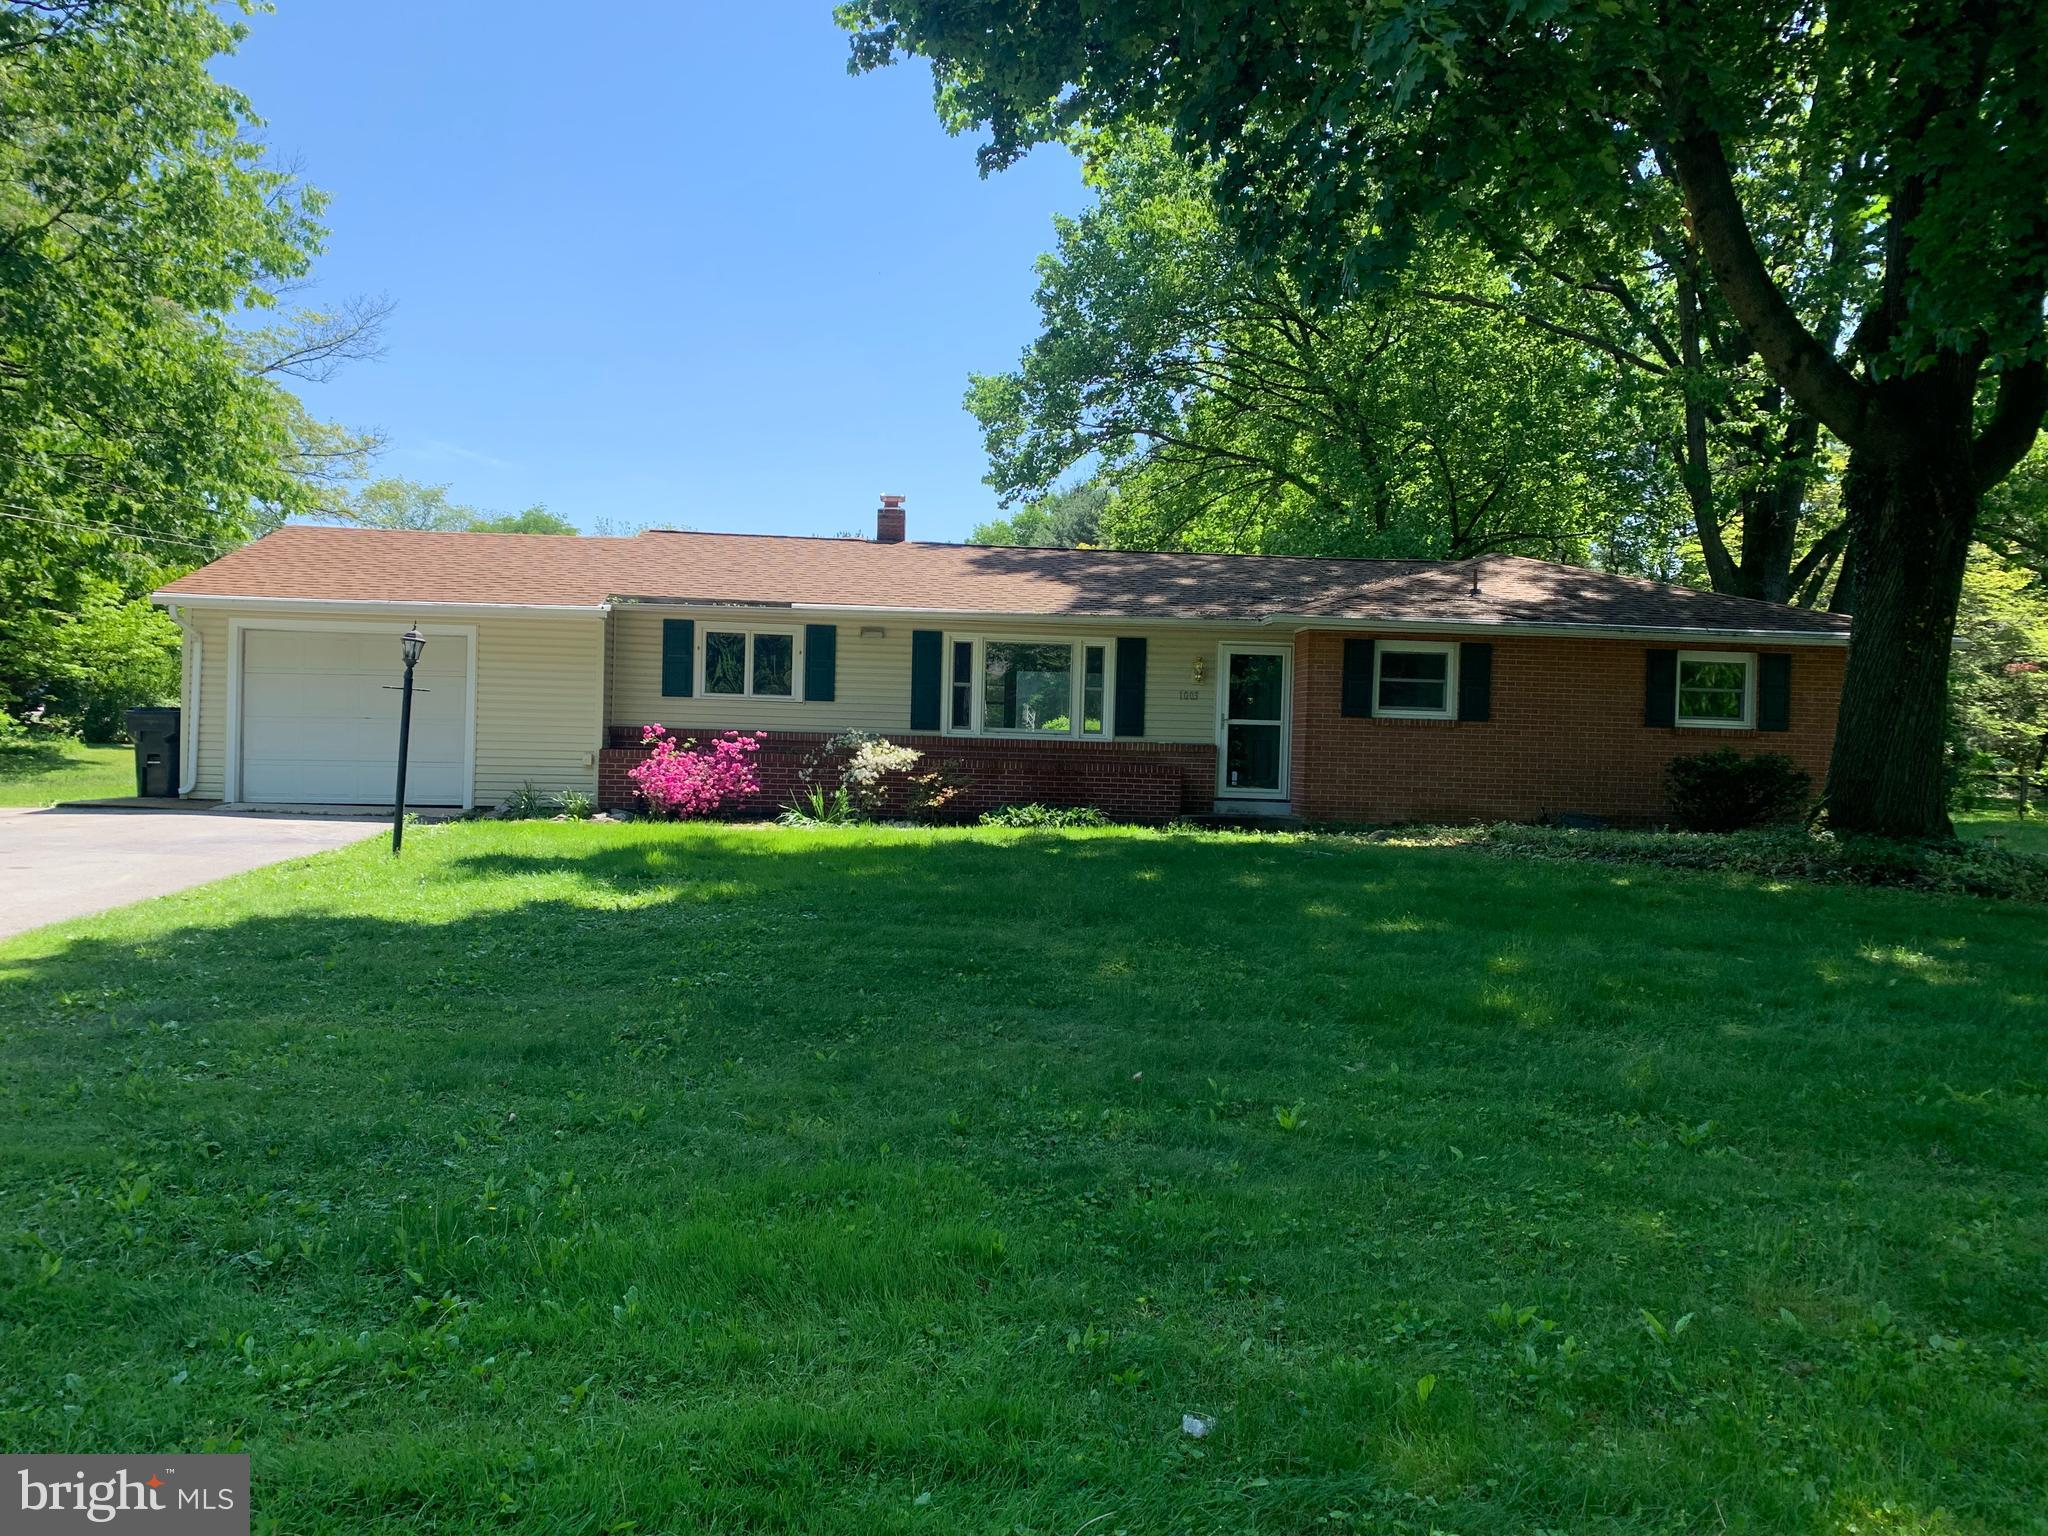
(238, 628), (470, 805)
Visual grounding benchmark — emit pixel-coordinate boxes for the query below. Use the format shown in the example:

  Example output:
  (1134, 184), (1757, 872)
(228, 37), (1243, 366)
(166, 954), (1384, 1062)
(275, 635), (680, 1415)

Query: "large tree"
(970, 131), (1680, 566)
(0, 0), (331, 720)
(843, 0), (2048, 836)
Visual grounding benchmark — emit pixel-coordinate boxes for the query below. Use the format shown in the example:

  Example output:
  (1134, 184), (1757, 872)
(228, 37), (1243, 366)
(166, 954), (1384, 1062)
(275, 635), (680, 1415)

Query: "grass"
(1, 821), (2043, 1534)
(1381, 819), (2048, 901)
(1956, 807), (2048, 859)
(0, 739), (133, 806)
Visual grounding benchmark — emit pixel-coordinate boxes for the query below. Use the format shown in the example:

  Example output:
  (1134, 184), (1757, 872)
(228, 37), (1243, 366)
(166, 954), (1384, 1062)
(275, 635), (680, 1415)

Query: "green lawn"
(1, 823), (2042, 1534)
(0, 739), (133, 806)
(1956, 807), (2048, 859)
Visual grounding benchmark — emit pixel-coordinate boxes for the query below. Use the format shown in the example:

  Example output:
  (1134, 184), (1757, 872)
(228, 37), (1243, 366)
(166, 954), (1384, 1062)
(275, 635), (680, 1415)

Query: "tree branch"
(1415, 289), (1671, 376)
(1664, 125), (1875, 449)
(1973, 358), (2047, 493)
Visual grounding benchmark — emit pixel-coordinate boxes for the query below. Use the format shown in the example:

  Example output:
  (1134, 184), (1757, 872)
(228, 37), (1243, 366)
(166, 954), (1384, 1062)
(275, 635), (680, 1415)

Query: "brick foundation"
(1288, 631), (1845, 826)
(600, 727), (1217, 823)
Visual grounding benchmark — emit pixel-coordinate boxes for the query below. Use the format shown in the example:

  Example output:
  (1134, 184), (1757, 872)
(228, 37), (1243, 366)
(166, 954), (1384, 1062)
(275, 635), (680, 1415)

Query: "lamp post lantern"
(392, 624), (426, 853)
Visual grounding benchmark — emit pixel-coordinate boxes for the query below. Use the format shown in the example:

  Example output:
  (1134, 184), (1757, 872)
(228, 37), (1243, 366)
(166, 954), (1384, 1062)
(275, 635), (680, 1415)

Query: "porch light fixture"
(1192, 657), (1208, 684)
(391, 624), (427, 854)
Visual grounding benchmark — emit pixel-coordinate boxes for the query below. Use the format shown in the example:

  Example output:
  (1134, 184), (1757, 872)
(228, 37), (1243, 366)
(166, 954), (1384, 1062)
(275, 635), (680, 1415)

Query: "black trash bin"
(125, 706), (181, 799)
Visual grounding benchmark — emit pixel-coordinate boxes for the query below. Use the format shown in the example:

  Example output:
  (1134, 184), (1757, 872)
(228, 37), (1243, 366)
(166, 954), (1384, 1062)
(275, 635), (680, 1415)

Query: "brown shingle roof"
(155, 525), (1851, 638)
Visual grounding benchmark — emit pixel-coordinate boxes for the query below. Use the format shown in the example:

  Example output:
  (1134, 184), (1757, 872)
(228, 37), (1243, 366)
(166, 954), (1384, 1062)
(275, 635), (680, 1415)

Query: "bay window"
(946, 635), (1112, 737)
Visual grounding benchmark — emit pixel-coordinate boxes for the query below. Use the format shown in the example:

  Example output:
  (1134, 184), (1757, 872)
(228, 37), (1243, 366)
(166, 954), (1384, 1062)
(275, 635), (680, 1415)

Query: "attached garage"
(230, 624), (474, 806)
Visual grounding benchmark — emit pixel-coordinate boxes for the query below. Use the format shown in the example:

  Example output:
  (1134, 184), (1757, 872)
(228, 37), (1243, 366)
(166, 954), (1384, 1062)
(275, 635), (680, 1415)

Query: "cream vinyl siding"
(606, 606), (1247, 745)
(474, 614), (604, 801)
(180, 606), (602, 804)
(189, 607), (233, 799)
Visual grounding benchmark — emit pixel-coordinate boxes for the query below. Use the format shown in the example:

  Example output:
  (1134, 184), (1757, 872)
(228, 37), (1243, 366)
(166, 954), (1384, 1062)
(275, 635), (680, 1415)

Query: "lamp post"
(392, 624), (426, 853)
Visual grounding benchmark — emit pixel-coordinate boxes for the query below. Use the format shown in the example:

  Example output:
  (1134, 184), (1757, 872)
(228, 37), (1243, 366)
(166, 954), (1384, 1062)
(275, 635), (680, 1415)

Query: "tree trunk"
(1825, 418), (1978, 837)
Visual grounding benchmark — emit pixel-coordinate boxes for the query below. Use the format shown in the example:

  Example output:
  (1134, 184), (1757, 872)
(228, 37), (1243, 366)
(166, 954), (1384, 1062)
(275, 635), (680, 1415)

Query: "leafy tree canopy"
(316, 477), (577, 535)
(967, 130), (1679, 567)
(844, 0), (2048, 835)
(0, 0), (329, 717)
(969, 482), (1109, 548)
(1950, 546), (2048, 810)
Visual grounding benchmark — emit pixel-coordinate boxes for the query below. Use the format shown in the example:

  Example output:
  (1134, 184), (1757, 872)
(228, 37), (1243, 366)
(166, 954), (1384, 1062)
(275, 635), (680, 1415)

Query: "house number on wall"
(1177, 688), (1201, 701)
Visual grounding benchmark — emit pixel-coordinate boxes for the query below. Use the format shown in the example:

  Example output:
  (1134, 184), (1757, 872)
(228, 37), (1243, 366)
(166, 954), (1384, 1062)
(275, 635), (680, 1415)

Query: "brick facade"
(596, 633), (1845, 827)
(1287, 630), (1845, 826)
(600, 727), (1217, 823)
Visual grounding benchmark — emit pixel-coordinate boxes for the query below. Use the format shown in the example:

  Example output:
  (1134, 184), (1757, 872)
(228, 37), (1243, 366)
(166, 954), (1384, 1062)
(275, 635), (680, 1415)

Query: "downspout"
(166, 603), (200, 796)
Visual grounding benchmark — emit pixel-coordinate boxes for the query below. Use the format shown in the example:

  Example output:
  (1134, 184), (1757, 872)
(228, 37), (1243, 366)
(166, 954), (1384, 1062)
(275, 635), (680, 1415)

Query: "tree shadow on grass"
(0, 828), (2043, 1529)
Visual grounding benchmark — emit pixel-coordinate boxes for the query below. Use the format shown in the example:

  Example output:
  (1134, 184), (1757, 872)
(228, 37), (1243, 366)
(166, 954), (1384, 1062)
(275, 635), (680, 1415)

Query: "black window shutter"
(1114, 637), (1147, 737)
(661, 618), (694, 697)
(1644, 648), (1677, 727)
(1457, 641), (1494, 722)
(1758, 652), (1791, 731)
(803, 623), (837, 702)
(1341, 637), (1376, 717)
(909, 629), (942, 731)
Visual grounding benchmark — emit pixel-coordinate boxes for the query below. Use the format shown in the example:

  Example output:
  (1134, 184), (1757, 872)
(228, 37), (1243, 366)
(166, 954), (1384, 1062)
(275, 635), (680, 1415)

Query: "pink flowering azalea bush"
(627, 725), (764, 818)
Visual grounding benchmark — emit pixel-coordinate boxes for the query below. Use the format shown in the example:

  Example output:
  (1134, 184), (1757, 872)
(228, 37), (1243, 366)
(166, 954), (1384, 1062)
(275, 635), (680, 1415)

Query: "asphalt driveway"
(0, 807), (385, 940)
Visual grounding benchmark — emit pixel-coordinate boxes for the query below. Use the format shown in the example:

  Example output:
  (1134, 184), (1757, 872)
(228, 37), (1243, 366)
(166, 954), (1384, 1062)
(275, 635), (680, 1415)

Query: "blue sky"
(219, 4), (1090, 542)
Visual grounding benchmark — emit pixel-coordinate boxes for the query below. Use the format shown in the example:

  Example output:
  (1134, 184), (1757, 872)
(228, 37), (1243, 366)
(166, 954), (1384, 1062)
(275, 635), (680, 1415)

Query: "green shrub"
(778, 783), (860, 828)
(1406, 822), (2048, 902)
(500, 782), (553, 819)
(979, 803), (1110, 828)
(557, 788), (595, 820)
(1665, 749), (1812, 832)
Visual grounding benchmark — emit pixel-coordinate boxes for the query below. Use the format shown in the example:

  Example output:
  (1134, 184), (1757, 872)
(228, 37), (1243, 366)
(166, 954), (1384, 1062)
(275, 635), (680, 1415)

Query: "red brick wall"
(1288, 631), (1845, 826)
(600, 728), (1217, 823)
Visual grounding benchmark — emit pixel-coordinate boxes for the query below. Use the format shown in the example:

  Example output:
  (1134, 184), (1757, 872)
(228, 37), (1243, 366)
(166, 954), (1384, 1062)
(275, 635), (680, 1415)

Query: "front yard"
(1, 822), (2042, 1533)
(0, 739), (132, 806)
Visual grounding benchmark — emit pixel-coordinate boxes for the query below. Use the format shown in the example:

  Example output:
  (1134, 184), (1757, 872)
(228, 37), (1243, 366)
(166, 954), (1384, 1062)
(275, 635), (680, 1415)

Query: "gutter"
(608, 595), (1850, 648)
(149, 593), (610, 620)
(164, 602), (200, 795)
(149, 592), (1849, 648)
(1263, 614), (1853, 647)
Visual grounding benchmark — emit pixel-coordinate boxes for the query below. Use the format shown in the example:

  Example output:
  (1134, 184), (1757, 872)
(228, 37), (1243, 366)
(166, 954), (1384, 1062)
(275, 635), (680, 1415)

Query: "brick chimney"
(876, 494), (906, 544)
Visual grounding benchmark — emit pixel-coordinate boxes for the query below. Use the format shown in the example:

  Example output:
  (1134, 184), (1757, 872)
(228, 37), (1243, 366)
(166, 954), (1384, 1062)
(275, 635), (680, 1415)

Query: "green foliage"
(844, 0), (2048, 833)
(777, 783), (859, 828)
(318, 478), (574, 534)
(556, 788), (595, 821)
(471, 507), (579, 535)
(1664, 750), (1813, 833)
(843, 3), (2044, 378)
(978, 802), (1109, 828)
(967, 132), (1675, 564)
(0, 0), (329, 713)
(969, 481), (1109, 548)
(786, 731), (925, 824)
(1, 820), (2044, 1527)
(0, 581), (180, 740)
(1393, 821), (2048, 903)
(498, 782), (555, 820)
(1949, 547), (2048, 810)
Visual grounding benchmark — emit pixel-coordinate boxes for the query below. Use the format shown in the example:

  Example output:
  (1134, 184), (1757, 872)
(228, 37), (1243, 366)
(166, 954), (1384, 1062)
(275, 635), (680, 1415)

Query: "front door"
(1218, 645), (1291, 799)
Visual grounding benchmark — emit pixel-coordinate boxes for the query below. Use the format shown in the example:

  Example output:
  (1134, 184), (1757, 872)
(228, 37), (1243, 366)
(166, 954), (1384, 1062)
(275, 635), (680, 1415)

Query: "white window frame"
(942, 632), (1115, 739)
(698, 625), (802, 701)
(1675, 649), (1756, 729)
(1373, 639), (1458, 720)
